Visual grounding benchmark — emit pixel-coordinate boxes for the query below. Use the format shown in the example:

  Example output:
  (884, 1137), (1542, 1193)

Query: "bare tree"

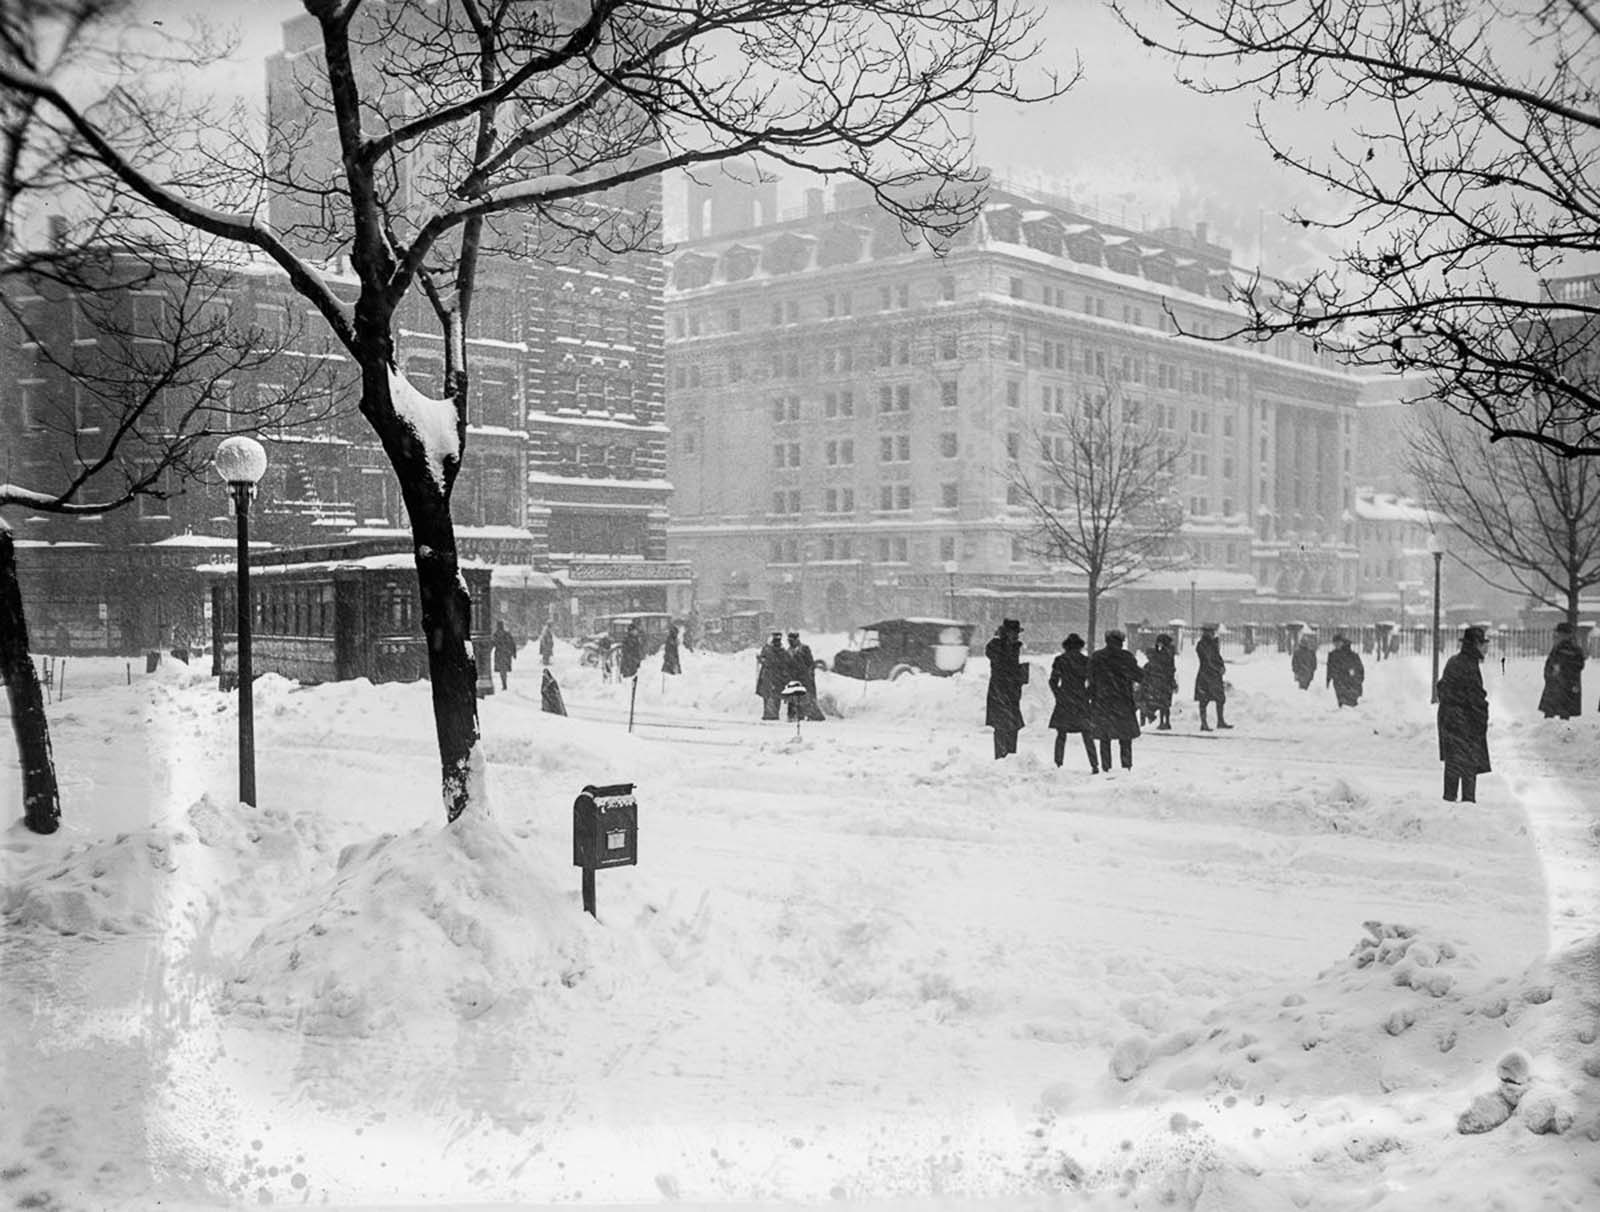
(1007, 391), (1187, 644)
(0, 1), (1064, 823)
(1112, 0), (1600, 457)
(1406, 402), (1600, 628)
(1, 2), (339, 835)
(1, 233), (340, 835)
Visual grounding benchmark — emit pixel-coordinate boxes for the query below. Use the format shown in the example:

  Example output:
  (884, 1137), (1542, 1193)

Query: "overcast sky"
(185, 0), (1327, 269)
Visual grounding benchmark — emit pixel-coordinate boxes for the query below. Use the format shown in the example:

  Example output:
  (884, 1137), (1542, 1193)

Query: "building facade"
(663, 175), (1364, 636)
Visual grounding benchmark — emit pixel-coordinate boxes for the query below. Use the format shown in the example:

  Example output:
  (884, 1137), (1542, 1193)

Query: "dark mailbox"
(573, 783), (638, 870)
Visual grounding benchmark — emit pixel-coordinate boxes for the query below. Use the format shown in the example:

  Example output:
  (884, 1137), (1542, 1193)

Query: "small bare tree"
(1007, 392), (1188, 644)
(1, 235), (340, 835)
(1112, 0), (1600, 457)
(1406, 402), (1600, 629)
(1, 3), (338, 835)
(0, 0), (1065, 823)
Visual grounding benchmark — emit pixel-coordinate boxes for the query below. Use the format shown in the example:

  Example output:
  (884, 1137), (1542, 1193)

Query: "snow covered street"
(2, 642), (1596, 1210)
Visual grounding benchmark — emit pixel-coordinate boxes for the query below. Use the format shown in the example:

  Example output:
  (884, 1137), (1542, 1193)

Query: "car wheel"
(889, 663), (917, 681)
(813, 658), (829, 673)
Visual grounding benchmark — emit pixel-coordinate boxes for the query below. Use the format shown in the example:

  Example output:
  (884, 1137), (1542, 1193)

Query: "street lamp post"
(1189, 576), (1197, 631)
(1428, 532), (1446, 704)
(214, 436), (268, 806)
(943, 559), (957, 619)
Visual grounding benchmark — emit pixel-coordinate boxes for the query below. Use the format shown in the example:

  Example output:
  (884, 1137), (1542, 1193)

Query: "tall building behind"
(664, 174), (1364, 632)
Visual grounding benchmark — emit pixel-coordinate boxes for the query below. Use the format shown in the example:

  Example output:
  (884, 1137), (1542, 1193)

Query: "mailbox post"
(572, 782), (638, 918)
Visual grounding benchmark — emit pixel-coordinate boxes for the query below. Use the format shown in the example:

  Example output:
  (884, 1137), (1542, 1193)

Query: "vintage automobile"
(824, 618), (976, 681)
(578, 612), (674, 666)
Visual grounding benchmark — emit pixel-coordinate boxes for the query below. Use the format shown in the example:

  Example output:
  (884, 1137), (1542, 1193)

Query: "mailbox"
(573, 783), (638, 870)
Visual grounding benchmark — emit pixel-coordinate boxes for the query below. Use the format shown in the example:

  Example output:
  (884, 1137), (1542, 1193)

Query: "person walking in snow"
(784, 631), (825, 721)
(1139, 633), (1177, 730)
(1437, 625), (1491, 803)
(490, 619), (518, 691)
(1194, 623), (1232, 731)
(1325, 633), (1365, 708)
(1290, 632), (1317, 691)
(756, 631), (786, 720)
(1047, 633), (1096, 771)
(662, 621), (682, 676)
(1538, 622), (1585, 720)
(538, 621), (556, 667)
(985, 618), (1028, 759)
(1088, 630), (1142, 772)
(619, 619), (644, 682)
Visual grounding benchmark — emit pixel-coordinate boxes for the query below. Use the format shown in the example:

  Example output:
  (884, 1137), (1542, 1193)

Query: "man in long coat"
(785, 631), (826, 721)
(1194, 623), (1232, 730)
(985, 618), (1027, 759)
(619, 620), (643, 681)
(755, 631), (786, 720)
(1538, 622), (1585, 720)
(1088, 630), (1143, 772)
(1139, 634), (1177, 730)
(1438, 625), (1491, 802)
(490, 620), (518, 690)
(538, 621), (556, 666)
(1325, 633), (1365, 708)
(1048, 633), (1096, 771)
(1290, 634), (1317, 690)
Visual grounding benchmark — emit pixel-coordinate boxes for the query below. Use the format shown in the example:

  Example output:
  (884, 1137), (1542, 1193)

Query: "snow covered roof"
(1354, 491), (1447, 525)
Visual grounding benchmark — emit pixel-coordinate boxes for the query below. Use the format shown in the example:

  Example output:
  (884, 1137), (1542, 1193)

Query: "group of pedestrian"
(986, 620), (1234, 773)
(755, 630), (824, 721)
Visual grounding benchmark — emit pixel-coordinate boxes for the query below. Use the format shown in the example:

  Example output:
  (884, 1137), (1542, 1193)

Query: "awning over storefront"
(490, 565), (564, 591)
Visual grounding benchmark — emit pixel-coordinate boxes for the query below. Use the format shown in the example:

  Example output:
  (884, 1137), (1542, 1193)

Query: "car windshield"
(853, 628), (880, 650)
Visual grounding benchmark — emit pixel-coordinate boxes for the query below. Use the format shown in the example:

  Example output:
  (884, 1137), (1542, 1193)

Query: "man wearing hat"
(1538, 621), (1585, 720)
(785, 630), (825, 721)
(1325, 633), (1364, 708)
(1088, 630), (1143, 771)
(1194, 622), (1232, 731)
(1437, 626), (1491, 802)
(755, 631), (786, 720)
(1047, 633), (1096, 771)
(985, 619), (1028, 759)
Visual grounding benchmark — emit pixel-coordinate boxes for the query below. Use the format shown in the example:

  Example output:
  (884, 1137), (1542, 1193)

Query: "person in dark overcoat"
(490, 620), (518, 690)
(784, 630), (826, 721)
(1290, 634), (1317, 691)
(540, 668), (567, 715)
(1194, 623), (1231, 730)
(619, 620), (643, 681)
(1139, 634), (1177, 730)
(1438, 625), (1491, 802)
(985, 618), (1028, 759)
(1325, 633), (1364, 707)
(662, 621), (682, 676)
(538, 621), (556, 666)
(755, 631), (786, 720)
(1048, 633), (1096, 771)
(1538, 622), (1585, 720)
(1088, 630), (1142, 771)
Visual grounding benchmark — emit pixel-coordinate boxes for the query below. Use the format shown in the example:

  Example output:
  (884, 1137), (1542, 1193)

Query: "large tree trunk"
(0, 523), (61, 834)
(405, 484), (483, 823)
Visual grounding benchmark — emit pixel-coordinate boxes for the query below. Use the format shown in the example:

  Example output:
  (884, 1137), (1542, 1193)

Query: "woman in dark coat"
(662, 622), (682, 676)
(1139, 634), (1177, 730)
(1194, 623), (1231, 730)
(755, 632), (785, 720)
(1047, 633), (1096, 771)
(1437, 626), (1491, 802)
(1088, 630), (1142, 772)
(985, 618), (1028, 759)
(1538, 622), (1585, 720)
(1325, 634), (1365, 708)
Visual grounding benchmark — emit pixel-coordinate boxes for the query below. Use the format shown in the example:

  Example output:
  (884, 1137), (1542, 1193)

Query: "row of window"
(771, 482), (966, 515)
(771, 432), (970, 469)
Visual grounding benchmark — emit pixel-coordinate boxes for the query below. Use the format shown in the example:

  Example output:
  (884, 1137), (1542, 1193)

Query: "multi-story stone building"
(664, 174), (1364, 634)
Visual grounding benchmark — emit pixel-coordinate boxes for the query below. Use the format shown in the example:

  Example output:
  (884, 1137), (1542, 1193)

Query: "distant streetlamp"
(1189, 575), (1197, 631)
(1428, 531), (1446, 704)
(943, 559), (958, 618)
(214, 436), (268, 806)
